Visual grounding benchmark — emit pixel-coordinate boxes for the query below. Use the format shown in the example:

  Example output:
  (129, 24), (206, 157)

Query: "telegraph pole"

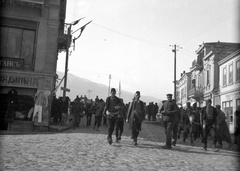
(108, 74), (112, 96)
(173, 44), (177, 100)
(170, 44), (181, 100)
(87, 89), (92, 98)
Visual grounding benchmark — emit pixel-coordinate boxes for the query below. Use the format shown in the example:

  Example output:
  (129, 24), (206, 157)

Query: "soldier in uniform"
(160, 94), (179, 149)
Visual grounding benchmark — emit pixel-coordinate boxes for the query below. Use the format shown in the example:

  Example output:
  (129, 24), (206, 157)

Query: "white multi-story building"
(219, 50), (240, 133)
(176, 71), (191, 107)
(195, 42), (240, 107)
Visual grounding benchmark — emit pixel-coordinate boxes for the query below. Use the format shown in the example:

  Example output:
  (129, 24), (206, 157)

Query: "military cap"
(166, 93), (173, 97)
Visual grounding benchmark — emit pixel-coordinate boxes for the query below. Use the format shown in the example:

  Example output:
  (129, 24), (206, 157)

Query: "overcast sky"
(57, 0), (239, 100)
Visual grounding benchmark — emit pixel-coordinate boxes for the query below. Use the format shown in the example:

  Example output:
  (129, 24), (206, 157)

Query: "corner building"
(0, 0), (67, 131)
(219, 50), (240, 133)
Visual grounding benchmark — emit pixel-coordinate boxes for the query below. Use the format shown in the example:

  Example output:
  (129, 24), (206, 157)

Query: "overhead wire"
(179, 6), (240, 45)
(91, 21), (171, 49)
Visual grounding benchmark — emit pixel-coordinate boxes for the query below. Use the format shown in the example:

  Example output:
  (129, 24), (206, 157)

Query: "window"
(222, 100), (233, 123)
(0, 18), (37, 70)
(237, 99), (240, 107)
(206, 70), (210, 86)
(223, 66), (227, 87)
(181, 88), (186, 99)
(236, 60), (240, 82)
(191, 79), (196, 88)
(228, 63), (233, 84)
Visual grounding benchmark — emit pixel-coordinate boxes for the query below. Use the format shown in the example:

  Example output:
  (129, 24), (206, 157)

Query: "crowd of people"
(158, 94), (240, 151)
(50, 91), (240, 150)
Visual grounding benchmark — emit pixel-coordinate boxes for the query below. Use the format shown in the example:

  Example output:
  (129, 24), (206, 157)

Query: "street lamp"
(62, 18), (91, 98)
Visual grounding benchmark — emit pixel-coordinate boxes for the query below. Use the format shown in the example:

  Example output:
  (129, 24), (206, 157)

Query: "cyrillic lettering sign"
(0, 58), (24, 70)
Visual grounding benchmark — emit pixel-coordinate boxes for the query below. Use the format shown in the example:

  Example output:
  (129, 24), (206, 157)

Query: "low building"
(219, 50), (240, 133)
(176, 71), (191, 108)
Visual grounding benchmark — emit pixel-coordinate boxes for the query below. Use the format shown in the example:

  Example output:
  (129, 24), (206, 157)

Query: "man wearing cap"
(126, 91), (146, 145)
(160, 93), (179, 149)
(200, 99), (218, 151)
(103, 88), (122, 145)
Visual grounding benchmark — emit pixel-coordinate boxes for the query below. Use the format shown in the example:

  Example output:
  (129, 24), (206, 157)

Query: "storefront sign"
(0, 75), (40, 87)
(0, 73), (53, 90)
(225, 91), (240, 100)
(0, 58), (24, 70)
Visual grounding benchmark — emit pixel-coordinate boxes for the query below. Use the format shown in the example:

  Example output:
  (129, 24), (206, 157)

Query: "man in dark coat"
(103, 88), (122, 145)
(126, 91), (146, 146)
(160, 94), (179, 149)
(200, 99), (218, 151)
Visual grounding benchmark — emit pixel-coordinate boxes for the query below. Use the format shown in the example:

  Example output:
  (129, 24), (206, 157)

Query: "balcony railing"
(189, 86), (204, 98)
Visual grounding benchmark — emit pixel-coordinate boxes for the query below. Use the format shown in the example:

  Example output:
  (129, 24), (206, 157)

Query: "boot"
(212, 144), (219, 152)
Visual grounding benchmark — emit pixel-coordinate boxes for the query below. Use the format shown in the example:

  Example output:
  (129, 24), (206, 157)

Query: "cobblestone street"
(0, 120), (240, 171)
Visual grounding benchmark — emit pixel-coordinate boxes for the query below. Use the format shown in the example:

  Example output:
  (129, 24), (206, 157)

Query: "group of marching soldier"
(51, 91), (240, 149)
(158, 93), (239, 151)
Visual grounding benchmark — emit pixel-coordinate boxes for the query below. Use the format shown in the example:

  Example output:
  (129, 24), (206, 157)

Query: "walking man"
(115, 98), (126, 142)
(160, 94), (179, 149)
(200, 99), (218, 151)
(103, 88), (122, 145)
(126, 91), (146, 146)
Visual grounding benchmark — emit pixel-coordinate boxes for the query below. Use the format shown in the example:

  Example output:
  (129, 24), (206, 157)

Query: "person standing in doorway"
(103, 88), (122, 145)
(160, 94), (179, 149)
(215, 105), (232, 149)
(126, 91), (146, 146)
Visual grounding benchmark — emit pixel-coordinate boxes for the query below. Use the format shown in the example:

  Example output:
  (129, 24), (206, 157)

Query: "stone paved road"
(0, 130), (239, 171)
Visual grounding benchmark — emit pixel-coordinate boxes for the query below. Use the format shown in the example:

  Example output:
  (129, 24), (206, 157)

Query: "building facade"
(176, 71), (191, 107)
(189, 55), (205, 107)
(219, 50), (240, 133)
(0, 0), (67, 131)
(195, 42), (240, 107)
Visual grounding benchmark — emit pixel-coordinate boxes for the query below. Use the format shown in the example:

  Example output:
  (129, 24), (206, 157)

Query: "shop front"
(220, 90), (240, 133)
(0, 71), (53, 131)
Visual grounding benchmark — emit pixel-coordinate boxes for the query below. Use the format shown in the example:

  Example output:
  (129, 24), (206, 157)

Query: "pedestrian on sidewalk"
(103, 88), (122, 145)
(200, 99), (219, 152)
(115, 98), (126, 142)
(160, 93), (179, 149)
(126, 91), (146, 146)
(215, 105), (233, 149)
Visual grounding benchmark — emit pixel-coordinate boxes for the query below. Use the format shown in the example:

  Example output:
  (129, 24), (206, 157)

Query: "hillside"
(56, 71), (162, 104)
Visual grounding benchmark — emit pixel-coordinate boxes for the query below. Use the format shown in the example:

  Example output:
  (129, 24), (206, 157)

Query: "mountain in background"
(56, 71), (162, 104)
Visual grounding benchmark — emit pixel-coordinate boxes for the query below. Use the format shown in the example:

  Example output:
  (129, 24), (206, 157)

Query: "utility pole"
(87, 89), (92, 98)
(171, 44), (181, 100)
(108, 74), (112, 96)
(173, 44), (177, 100)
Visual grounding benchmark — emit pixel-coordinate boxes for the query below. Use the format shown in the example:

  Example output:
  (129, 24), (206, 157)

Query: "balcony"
(189, 86), (204, 99)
